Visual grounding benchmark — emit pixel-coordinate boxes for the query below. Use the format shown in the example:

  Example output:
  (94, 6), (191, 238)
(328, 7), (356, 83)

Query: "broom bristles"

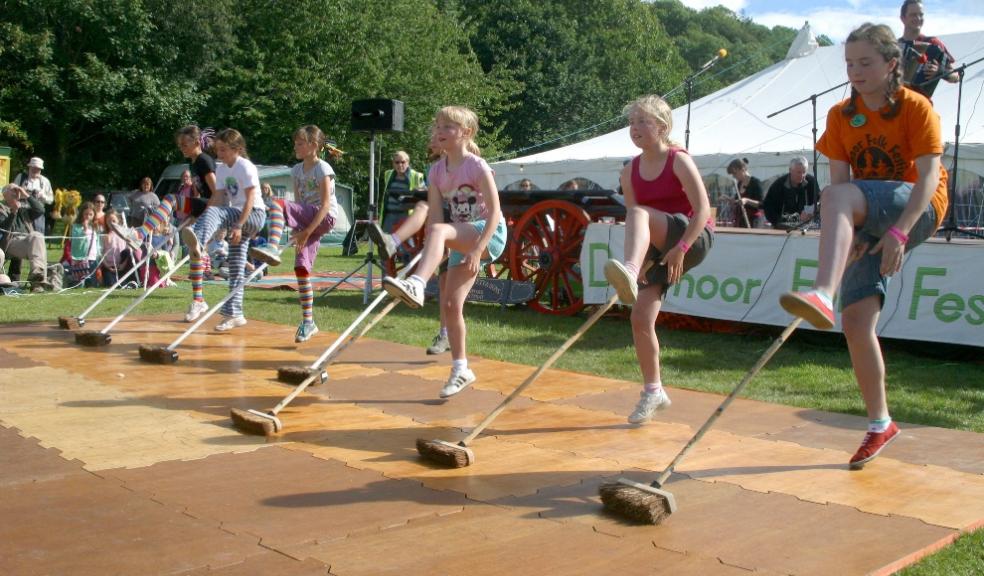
(598, 481), (675, 525)
(416, 438), (473, 468)
(75, 330), (110, 347)
(277, 365), (314, 385)
(138, 345), (178, 364)
(58, 316), (81, 329)
(230, 408), (280, 436)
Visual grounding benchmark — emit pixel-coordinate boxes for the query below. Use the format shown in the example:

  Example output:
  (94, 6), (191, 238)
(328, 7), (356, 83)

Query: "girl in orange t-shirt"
(780, 23), (947, 470)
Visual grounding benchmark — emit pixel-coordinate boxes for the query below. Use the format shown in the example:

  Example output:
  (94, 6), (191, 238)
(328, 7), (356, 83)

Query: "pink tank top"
(630, 148), (693, 215)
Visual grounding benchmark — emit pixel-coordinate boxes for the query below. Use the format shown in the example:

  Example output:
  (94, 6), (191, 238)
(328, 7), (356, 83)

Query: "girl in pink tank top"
(603, 95), (714, 424)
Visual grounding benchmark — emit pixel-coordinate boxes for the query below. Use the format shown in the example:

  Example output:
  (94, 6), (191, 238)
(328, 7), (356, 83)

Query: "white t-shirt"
(291, 159), (337, 217)
(216, 156), (264, 213)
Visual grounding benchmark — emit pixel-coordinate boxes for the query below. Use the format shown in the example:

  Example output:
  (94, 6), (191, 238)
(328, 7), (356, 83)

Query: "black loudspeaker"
(351, 99), (404, 133)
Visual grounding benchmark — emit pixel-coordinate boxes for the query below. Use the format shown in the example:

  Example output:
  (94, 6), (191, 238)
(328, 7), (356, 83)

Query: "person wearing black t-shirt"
(764, 156), (819, 230)
(726, 158), (764, 228)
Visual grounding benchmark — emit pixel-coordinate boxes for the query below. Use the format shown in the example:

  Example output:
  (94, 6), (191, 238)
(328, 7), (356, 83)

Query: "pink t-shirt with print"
(427, 153), (494, 223)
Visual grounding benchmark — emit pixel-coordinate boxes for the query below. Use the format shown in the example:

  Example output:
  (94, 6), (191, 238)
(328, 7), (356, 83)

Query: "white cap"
(27, 157), (44, 169)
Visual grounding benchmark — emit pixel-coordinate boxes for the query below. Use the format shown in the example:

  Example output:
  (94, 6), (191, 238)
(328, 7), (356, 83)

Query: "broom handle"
(462, 294), (619, 446)
(654, 317), (802, 487)
(308, 252), (425, 370)
(100, 255), (191, 334)
(167, 262), (269, 351)
(76, 252), (153, 321)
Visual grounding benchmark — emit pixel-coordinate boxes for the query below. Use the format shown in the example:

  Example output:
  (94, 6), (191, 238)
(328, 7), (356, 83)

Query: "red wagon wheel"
(508, 200), (590, 315)
(382, 220), (427, 277)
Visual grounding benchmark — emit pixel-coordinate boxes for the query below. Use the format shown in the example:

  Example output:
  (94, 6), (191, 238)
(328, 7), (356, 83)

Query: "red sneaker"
(780, 290), (835, 329)
(849, 422), (900, 469)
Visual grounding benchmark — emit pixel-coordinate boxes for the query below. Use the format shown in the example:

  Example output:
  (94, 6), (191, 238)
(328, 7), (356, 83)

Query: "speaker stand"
(320, 131), (383, 303)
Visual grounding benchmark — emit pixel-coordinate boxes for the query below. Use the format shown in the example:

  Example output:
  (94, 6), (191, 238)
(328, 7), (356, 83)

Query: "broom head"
(58, 316), (82, 329)
(230, 408), (282, 436)
(416, 438), (474, 468)
(75, 330), (111, 347)
(138, 344), (178, 364)
(276, 366), (328, 385)
(599, 478), (677, 525)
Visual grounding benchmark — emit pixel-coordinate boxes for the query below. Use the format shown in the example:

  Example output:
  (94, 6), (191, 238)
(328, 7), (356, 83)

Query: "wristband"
(676, 240), (690, 254)
(887, 225), (908, 245)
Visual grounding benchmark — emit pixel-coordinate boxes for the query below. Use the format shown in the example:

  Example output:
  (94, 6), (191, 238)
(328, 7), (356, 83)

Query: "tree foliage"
(0, 0), (820, 193)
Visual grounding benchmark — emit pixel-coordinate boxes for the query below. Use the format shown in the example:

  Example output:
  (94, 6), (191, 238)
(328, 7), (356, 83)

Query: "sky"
(676, 0), (984, 41)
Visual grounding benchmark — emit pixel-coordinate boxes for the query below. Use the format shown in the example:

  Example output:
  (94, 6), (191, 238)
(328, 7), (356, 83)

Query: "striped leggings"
(192, 206), (265, 318)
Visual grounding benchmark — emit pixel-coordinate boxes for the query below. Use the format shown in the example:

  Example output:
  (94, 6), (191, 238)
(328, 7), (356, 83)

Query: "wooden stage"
(1, 315), (982, 575)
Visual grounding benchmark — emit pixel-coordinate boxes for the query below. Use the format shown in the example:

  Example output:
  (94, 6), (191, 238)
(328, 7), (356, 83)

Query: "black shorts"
(641, 213), (714, 288)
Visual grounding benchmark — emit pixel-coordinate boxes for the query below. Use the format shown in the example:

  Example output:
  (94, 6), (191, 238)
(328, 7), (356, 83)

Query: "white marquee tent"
(491, 24), (984, 196)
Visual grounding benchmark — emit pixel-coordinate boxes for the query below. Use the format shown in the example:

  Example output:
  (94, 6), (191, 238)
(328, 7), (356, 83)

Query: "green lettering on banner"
(673, 273), (696, 298)
(696, 275), (718, 300)
(743, 278), (762, 304)
(791, 258), (818, 291)
(720, 278), (743, 303)
(967, 295), (984, 326)
(934, 293), (965, 323)
(909, 267), (945, 320)
(588, 243), (611, 288)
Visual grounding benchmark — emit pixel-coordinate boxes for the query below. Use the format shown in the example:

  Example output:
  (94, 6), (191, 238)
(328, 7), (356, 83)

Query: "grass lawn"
(2, 242), (982, 574)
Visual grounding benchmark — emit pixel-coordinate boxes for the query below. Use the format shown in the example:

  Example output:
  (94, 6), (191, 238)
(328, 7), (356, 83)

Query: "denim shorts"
(840, 180), (937, 309)
(448, 217), (508, 268)
(641, 213), (714, 288)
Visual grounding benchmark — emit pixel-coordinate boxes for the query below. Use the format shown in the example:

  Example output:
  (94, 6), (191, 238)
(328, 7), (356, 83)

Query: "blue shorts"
(448, 218), (508, 268)
(840, 180), (938, 309)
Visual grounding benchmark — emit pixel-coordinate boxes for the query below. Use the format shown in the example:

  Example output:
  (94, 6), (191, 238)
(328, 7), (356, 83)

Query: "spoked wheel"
(508, 200), (590, 315)
(382, 220), (426, 277)
(483, 217), (515, 279)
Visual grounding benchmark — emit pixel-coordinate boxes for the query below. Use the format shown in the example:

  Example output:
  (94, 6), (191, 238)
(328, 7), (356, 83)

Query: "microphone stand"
(684, 55), (725, 150)
(919, 55), (984, 240)
(767, 80), (850, 233)
(320, 130), (383, 303)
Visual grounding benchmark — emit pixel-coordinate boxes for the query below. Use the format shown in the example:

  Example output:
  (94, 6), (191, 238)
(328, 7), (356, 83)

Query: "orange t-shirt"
(817, 87), (948, 229)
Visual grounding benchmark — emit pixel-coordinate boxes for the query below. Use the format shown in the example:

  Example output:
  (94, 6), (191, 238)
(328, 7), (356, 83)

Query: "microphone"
(699, 48), (728, 71)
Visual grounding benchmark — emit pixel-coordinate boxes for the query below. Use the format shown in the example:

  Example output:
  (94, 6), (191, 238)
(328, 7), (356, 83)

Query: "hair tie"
(199, 127), (215, 151)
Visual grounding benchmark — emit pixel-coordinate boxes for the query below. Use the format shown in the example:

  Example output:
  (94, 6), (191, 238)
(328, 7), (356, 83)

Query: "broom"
(230, 253), (427, 435)
(58, 252), (153, 329)
(137, 262), (269, 363)
(276, 252), (423, 384)
(417, 293), (621, 467)
(74, 255), (191, 347)
(599, 318), (803, 524)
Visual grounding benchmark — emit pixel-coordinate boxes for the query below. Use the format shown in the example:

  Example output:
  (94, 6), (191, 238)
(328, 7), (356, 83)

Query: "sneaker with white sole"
(295, 321), (319, 343)
(181, 227), (202, 261)
(185, 300), (209, 323)
(109, 221), (143, 251)
(604, 259), (638, 305)
(426, 332), (450, 355)
(249, 244), (282, 267)
(440, 368), (476, 398)
(627, 389), (672, 424)
(367, 222), (398, 261)
(215, 315), (247, 332)
(383, 276), (425, 308)
(780, 289), (835, 330)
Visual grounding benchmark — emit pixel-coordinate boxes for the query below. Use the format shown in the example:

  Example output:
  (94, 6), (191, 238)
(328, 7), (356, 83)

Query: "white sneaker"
(249, 244), (282, 267)
(294, 321), (319, 343)
(604, 259), (638, 305)
(426, 332), (450, 355)
(185, 300), (209, 322)
(383, 277), (425, 308)
(215, 315), (247, 332)
(627, 389), (672, 424)
(181, 227), (202, 260)
(109, 221), (143, 251)
(439, 368), (476, 398)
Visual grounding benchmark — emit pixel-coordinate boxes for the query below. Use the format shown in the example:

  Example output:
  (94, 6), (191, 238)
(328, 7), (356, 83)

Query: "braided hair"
(842, 23), (904, 121)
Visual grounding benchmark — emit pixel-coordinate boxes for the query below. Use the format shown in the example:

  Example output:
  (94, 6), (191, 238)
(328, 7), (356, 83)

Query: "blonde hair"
(623, 95), (679, 147)
(392, 150), (409, 163)
(215, 128), (248, 158)
(434, 106), (481, 155)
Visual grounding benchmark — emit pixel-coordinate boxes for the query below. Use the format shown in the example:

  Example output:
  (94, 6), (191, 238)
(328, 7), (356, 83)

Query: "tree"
(452, 0), (689, 158)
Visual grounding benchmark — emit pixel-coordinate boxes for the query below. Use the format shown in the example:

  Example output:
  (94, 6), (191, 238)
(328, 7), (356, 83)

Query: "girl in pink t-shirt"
(384, 106), (507, 398)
